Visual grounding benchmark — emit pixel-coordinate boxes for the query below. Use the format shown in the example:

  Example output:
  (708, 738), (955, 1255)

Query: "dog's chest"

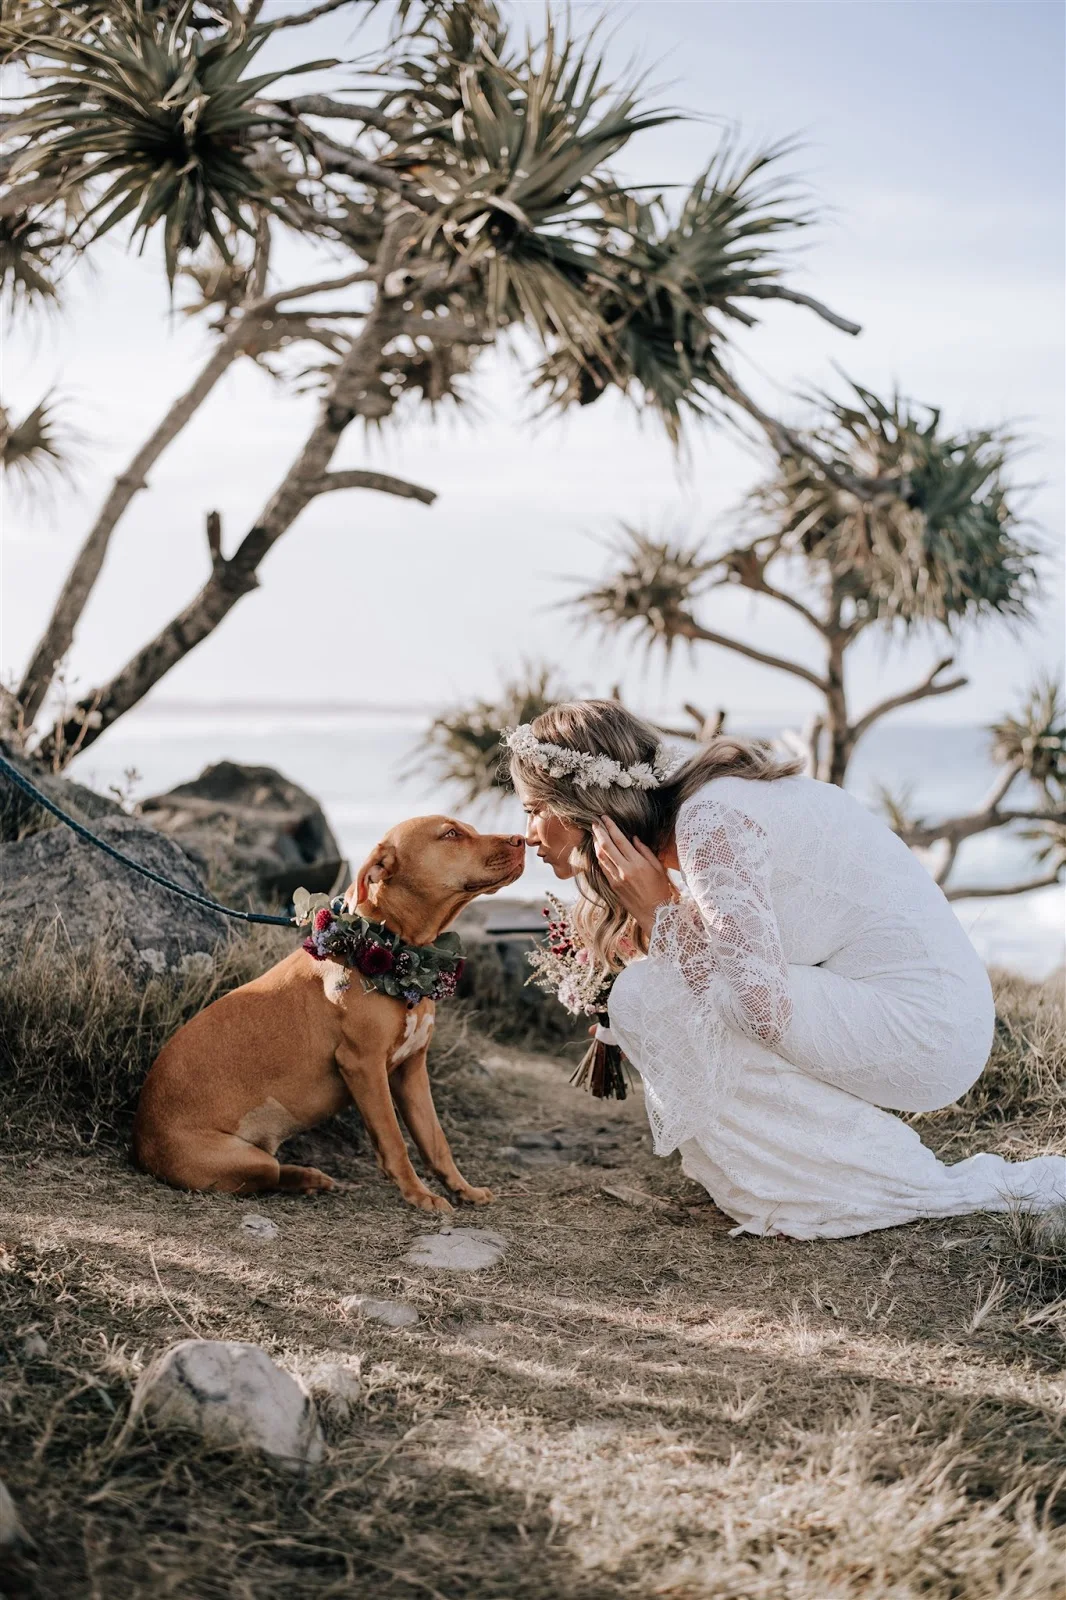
(389, 1007), (434, 1067)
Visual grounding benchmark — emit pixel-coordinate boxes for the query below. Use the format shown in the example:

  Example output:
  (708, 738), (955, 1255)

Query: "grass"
(0, 936), (1063, 1598)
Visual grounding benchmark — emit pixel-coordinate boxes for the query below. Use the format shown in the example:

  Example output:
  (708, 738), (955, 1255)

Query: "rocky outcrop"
(0, 813), (227, 975)
(0, 739), (125, 842)
(140, 761), (347, 910)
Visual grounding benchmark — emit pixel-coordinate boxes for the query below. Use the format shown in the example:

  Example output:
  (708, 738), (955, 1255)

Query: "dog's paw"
(456, 1185), (495, 1206)
(407, 1189), (454, 1214)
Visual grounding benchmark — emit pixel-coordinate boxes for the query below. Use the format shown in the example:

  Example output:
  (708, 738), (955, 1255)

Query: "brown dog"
(133, 817), (525, 1211)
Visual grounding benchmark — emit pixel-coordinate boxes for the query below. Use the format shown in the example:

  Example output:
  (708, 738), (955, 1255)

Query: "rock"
(403, 1228), (507, 1272)
(126, 1339), (323, 1469)
(241, 1214), (279, 1241)
(340, 1294), (419, 1328)
(140, 761), (346, 912)
(0, 740), (125, 843)
(20, 1333), (47, 1361)
(0, 813), (226, 975)
(453, 899), (584, 1050)
(0, 1478), (33, 1550)
(302, 1359), (362, 1424)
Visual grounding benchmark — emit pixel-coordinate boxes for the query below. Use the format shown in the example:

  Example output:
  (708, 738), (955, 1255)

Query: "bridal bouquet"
(526, 895), (630, 1099)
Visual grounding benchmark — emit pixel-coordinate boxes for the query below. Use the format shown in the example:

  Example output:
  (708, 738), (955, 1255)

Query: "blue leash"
(0, 751), (296, 928)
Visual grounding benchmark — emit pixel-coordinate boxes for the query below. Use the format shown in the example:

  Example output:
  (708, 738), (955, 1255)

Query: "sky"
(2, 0), (1063, 735)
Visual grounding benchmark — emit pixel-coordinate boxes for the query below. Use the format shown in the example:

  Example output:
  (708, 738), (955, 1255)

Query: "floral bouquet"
(293, 889), (465, 1007)
(526, 894), (630, 1099)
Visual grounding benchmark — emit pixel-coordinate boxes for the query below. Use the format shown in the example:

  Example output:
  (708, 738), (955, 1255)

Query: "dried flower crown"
(504, 724), (685, 791)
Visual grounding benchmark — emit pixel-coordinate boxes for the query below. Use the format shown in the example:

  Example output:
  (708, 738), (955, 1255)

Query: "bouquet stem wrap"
(570, 1014), (630, 1101)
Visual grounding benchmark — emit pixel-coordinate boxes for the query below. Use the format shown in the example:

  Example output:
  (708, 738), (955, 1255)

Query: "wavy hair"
(509, 699), (801, 970)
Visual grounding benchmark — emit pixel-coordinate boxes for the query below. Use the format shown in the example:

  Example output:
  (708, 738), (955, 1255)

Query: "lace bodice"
(609, 775), (993, 1157)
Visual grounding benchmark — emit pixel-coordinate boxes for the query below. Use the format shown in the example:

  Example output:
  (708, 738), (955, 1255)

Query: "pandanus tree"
(1, 0), (875, 760)
(423, 381), (1064, 901)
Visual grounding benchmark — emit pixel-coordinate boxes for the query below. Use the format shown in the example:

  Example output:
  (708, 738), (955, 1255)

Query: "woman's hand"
(591, 816), (677, 938)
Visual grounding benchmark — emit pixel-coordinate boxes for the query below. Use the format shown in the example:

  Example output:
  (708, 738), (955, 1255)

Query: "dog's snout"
(506, 835), (524, 849)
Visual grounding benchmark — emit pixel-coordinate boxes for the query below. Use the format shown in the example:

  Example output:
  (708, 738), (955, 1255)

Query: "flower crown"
(504, 724), (685, 791)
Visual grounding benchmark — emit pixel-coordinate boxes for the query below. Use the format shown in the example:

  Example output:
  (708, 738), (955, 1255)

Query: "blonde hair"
(509, 699), (801, 970)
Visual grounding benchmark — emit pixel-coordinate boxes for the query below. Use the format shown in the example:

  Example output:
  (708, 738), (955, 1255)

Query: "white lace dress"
(607, 775), (1065, 1239)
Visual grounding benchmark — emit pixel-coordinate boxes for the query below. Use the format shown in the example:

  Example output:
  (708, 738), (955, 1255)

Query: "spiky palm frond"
(752, 378), (1038, 630)
(0, 205), (69, 307)
(533, 144), (812, 442)
(413, 664), (572, 805)
(4, 1), (334, 281)
(0, 393), (75, 492)
(990, 676), (1066, 799)
(381, 8), (674, 356)
(569, 525), (714, 655)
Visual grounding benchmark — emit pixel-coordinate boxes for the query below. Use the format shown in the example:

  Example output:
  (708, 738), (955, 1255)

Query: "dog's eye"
(441, 827), (461, 840)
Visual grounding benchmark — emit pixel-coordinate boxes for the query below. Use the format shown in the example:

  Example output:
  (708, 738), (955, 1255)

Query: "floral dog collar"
(294, 889), (464, 1007)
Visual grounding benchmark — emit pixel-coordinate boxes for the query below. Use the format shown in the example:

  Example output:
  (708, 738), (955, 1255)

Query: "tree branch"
(902, 804), (1066, 851)
(676, 614), (828, 692)
(850, 657), (968, 743)
(260, 267), (374, 307)
(262, 0), (360, 29)
(205, 509), (223, 568)
(312, 136), (436, 213)
(272, 94), (397, 135)
(743, 284), (862, 337)
(306, 470), (436, 505)
(945, 869), (1064, 902)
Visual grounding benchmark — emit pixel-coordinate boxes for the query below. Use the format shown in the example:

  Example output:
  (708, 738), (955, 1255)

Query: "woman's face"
(516, 780), (584, 880)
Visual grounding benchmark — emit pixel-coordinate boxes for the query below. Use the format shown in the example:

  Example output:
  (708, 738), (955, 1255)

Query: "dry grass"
(0, 944), (1063, 1599)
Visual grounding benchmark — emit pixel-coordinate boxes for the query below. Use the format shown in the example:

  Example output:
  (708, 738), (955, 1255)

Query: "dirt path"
(1, 1039), (1063, 1598)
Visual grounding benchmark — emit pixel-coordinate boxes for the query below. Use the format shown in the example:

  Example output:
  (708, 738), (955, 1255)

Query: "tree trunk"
(821, 634), (852, 786)
(37, 213), (416, 766)
(16, 320), (262, 728)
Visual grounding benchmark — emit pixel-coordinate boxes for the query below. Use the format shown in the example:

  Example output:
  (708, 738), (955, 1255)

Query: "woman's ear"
(348, 843), (398, 910)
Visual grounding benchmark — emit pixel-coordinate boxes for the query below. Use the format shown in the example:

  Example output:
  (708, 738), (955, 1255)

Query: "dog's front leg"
(391, 1051), (494, 1206)
(335, 1043), (452, 1213)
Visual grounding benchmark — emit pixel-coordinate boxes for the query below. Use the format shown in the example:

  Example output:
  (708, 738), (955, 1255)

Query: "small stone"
(450, 1320), (502, 1346)
(403, 1228), (507, 1272)
(302, 1359), (362, 1424)
(21, 1333), (47, 1361)
(340, 1294), (419, 1328)
(241, 1214), (279, 1240)
(0, 1478), (33, 1551)
(126, 1339), (323, 1470)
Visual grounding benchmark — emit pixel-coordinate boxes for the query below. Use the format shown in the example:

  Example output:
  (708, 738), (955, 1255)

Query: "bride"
(507, 700), (1065, 1239)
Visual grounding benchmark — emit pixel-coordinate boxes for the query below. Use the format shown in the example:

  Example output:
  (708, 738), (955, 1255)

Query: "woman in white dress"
(508, 701), (1065, 1240)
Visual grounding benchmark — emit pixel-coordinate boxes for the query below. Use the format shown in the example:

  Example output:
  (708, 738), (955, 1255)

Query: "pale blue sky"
(2, 0), (1063, 729)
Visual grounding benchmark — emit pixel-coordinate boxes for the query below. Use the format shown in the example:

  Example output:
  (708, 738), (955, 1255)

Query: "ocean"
(69, 703), (1065, 981)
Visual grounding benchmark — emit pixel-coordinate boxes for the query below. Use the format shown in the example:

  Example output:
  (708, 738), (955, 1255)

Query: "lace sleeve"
(606, 792), (791, 1156)
(650, 797), (791, 1047)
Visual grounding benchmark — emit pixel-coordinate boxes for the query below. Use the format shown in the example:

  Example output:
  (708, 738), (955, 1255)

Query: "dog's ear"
(350, 842), (398, 909)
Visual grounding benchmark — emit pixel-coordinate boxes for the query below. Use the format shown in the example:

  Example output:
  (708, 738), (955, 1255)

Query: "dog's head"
(345, 816), (525, 942)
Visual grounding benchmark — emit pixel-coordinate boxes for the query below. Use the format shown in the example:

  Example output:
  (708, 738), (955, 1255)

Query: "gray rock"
(140, 761), (346, 912)
(302, 1359), (362, 1424)
(126, 1339), (323, 1469)
(0, 1478), (32, 1550)
(403, 1228), (507, 1272)
(241, 1214), (279, 1241)
(340, 1294), (419, 1328)
(0, 740), (125, 843)
(0, 813), (226, 975)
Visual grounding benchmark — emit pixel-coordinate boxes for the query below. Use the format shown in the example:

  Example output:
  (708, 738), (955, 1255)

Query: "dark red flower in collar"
(357, 943), (394, 977)
(314, 907), (333, 932)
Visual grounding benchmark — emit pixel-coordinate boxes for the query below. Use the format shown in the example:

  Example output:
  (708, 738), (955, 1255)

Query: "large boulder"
(126, 1340), (324, 1469)
(140, 761), (347, 911)
(454, 897), (584, 1049)
(0, 739), (125, 842)
(0, 812), (227, 975)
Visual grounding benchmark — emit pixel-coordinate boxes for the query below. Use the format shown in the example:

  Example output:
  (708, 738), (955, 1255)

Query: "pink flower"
(314, 907), (333, 932)
(576, 948), (590, 966)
